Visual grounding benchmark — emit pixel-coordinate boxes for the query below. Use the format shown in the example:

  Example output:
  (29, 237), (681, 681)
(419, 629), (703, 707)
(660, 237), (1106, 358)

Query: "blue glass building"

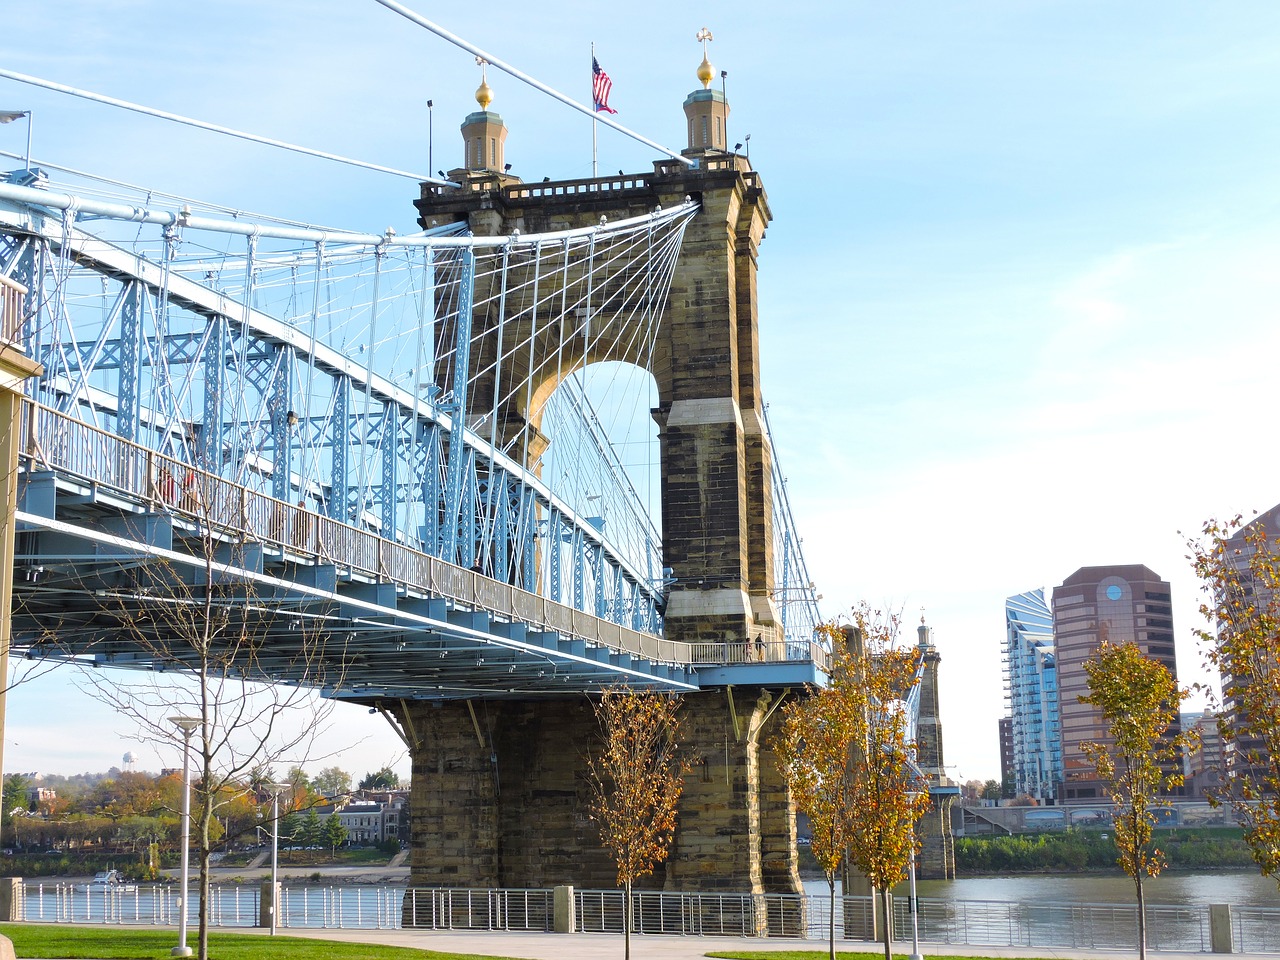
(1004, 588), (1062, 802)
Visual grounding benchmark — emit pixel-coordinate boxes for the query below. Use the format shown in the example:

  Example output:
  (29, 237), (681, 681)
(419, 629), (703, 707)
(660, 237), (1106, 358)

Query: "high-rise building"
(1181, 710), (1223, 799)
(1003, 588), (1061, 802)
(1217, 503), (1280, 790)
(997, 715), (1015, 798)
(1053, 564), (1183, 802)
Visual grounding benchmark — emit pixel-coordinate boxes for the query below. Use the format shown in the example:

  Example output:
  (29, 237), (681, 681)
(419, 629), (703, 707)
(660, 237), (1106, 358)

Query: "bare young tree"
(586, 686), (685, 960)
(55, 478), (348, 960)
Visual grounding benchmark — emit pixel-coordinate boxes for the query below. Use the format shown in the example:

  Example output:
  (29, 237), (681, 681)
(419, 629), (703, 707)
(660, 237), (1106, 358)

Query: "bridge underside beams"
(10, 481), (696, 700)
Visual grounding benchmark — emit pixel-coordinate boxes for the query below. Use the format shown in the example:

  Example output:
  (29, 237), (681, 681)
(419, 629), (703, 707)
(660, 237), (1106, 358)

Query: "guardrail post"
(553, 885), (575, 933)
(1209, 903), (1233, 953)
(258, 879), (278, 928)
(0, 877), (23, 922)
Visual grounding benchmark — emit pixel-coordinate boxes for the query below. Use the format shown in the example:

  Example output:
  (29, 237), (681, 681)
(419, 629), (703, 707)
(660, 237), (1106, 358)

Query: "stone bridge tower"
(397, 57), (801, 913)
(418, 67), (780, 651)
(914, 620), (958, 880)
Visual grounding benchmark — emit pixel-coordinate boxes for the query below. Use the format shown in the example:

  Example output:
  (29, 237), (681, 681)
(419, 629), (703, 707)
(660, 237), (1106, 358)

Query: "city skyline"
(5, 2), (1280, 781)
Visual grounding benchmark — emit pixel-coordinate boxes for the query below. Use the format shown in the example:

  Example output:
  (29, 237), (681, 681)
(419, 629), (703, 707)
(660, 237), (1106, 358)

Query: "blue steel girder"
(459, 449), (479, 568)
(116, 279), (145, 443)
(416, 417), (442, 549)
(519, 484), (537, 593)
(548, 509), (563, 603)
(440, 249), (475, 564)
(200, 316), (228, 471)
(489, 475), (510, 583)
(380, 402), (398, 540)
(594, 542), (607, 619)
(329, 378), (349, 520)
(269, 344), (294, 502)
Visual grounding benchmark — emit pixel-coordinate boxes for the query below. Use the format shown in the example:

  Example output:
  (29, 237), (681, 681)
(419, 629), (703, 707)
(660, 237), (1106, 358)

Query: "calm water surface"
(805, 871), (1278, 907)
(912, 871), (1279, 907)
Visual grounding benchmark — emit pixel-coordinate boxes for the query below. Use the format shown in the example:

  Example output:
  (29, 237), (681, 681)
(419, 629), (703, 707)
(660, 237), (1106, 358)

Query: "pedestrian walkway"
(262, 926), (1266, 960)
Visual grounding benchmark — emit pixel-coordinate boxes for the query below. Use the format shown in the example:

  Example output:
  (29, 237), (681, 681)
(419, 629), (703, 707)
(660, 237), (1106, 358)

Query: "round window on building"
(1106, 584), (1123, 601)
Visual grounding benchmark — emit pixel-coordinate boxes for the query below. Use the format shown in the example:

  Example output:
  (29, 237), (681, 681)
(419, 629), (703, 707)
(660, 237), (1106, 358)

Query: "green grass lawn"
(708, 954), (1053, 960)
(0, 925), (519, 960)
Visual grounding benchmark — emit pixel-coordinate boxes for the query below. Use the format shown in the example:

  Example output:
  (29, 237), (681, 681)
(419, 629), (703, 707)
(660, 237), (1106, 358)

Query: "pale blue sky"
(5, 2), (1280, 783)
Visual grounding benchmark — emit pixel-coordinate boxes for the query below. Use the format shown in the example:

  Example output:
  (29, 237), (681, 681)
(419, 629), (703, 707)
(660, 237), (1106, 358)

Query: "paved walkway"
(220, 926), (1262, 960)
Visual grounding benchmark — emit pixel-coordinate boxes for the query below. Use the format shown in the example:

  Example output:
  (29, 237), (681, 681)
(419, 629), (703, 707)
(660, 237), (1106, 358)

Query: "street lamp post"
(426, 100), (434, 180)
(907, 793), (923, 960)
(266, 782), (288, 935)
(168, 716), (199, 958)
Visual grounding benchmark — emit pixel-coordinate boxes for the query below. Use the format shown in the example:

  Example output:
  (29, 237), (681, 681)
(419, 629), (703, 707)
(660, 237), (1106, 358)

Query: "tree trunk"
(881, 885), (893, 960)
(623, 879), (631, 960)
(827, 873), (836, 960)
(1135, 871), (1147, 960)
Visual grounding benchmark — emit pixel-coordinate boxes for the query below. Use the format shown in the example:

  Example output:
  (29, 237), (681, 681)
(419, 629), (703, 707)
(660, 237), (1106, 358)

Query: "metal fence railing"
(400, 888), (551, 931)
(1234, 905), (1280, 954)
(15, 882), (1280, 953)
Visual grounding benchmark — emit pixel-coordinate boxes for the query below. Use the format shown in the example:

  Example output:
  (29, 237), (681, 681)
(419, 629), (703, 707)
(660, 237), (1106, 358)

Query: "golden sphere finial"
(475, 56), (493, 110)
(695, 27), (714, 89)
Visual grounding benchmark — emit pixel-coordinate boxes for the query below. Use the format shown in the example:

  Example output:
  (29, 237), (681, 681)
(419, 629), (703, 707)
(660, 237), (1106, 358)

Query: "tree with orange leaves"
(1189, 514), (1280, 888)
(587, 686), (685, 960)
(1080, 639), (1191, 960)
(777, 608), (931, 960)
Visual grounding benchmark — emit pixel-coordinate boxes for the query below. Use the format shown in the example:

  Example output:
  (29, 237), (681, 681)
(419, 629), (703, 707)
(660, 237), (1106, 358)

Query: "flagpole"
(591, 42), (598, 178)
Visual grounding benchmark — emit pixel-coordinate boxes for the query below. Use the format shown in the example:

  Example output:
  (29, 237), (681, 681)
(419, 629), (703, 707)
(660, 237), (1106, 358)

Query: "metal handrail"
(22, 400), (824, 671)
(0, 274), (26, 347)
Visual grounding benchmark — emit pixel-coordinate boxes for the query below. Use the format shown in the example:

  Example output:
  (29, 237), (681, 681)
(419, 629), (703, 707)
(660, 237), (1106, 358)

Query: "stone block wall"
(400, 687), (802, 906)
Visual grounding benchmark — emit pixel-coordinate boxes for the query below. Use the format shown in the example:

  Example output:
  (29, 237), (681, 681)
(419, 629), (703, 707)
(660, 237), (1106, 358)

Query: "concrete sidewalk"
(255, 926), (1258, 960)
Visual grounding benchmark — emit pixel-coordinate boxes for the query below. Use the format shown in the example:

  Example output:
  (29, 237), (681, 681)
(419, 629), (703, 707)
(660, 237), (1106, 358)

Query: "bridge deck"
(12, 401), (829, 701)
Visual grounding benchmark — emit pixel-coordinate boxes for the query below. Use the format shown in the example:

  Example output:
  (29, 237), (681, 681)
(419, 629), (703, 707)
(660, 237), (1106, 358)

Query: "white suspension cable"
(0, 68), (452, 185)
(370, 0), (694, 168)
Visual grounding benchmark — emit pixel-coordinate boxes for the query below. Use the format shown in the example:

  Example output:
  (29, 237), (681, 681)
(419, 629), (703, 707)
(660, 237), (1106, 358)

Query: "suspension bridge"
(0, 38), (954, 915)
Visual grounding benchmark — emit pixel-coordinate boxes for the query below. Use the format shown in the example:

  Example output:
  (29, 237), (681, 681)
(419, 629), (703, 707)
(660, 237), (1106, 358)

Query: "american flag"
(592, 57), (617, 114)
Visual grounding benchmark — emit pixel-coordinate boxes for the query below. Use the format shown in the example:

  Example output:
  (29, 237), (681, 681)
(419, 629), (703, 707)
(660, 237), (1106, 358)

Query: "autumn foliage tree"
(777, 610), (931, 960)
(586, 687), (685, 960)
(1189, 514), (1280, 886)
(1080, 640), (1191, 960)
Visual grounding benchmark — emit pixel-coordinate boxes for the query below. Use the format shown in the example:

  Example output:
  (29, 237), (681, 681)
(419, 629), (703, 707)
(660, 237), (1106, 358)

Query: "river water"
(913, 871), (1279, 907)
(806, 870), (1279, 907)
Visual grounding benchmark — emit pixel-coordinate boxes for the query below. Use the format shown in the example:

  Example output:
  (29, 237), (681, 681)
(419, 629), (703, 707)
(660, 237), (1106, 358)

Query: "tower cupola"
(460, 57), (508, 173)
(683, 28), (730, 155)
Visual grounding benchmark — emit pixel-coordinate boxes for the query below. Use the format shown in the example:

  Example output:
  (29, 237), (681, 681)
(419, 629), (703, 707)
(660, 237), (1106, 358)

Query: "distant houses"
(309, 790), (409, 846)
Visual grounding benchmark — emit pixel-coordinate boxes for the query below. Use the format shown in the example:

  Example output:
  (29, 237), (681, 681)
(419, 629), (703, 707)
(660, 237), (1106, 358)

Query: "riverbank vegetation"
(955, 827), (1257, 874)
